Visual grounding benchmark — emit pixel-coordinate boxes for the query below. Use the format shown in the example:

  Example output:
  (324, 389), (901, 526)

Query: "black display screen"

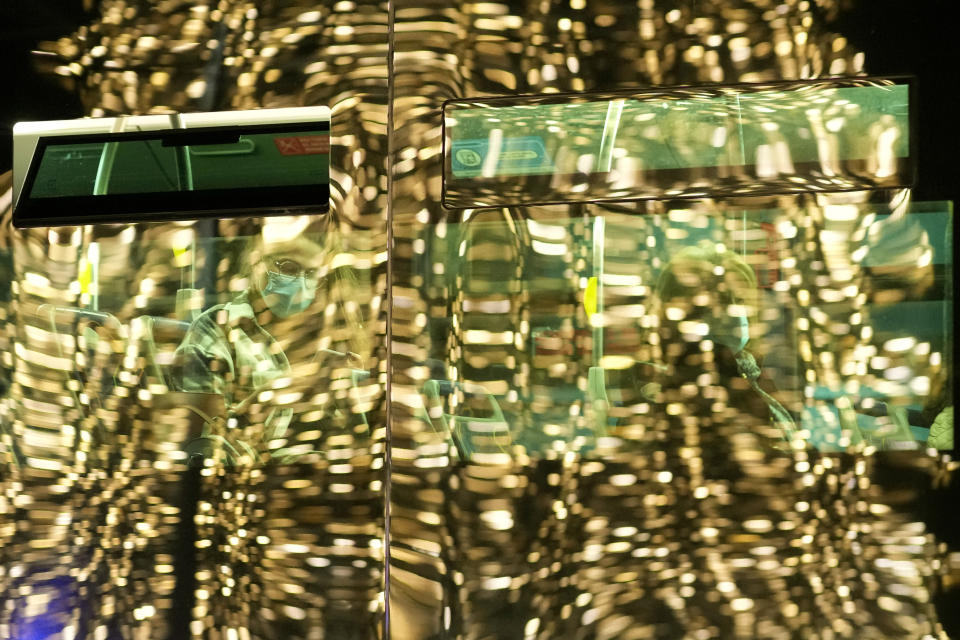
(14, 121), (330, 227)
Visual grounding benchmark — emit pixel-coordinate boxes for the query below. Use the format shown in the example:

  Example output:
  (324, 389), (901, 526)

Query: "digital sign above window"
(442, 77), (914, 209)
(12, 107), (330, 228)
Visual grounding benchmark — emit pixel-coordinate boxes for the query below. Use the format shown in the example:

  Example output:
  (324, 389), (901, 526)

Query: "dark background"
(0, 0), (94, 175)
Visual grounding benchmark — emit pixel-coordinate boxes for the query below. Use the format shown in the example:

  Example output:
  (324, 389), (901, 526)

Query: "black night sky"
(0, 1), (95, 175)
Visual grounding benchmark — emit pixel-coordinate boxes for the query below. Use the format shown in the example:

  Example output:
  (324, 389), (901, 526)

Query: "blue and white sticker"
(450, 136), (553, 178)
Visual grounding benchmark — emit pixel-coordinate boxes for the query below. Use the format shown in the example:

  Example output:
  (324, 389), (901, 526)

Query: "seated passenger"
(646, 241), (796, 446)
(171, 226), (365, 463)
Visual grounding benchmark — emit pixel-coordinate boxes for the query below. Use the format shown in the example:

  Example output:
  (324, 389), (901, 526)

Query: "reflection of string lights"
(2, 1), (389, 638)
(0, 1), (954, 640)
(390, 2), (955, 640)
(445, 79), (910, 209)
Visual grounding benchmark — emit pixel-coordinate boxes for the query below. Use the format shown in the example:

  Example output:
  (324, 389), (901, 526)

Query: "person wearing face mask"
(262, 255), (319, 317)
(646, 241), (797, 446)
(169, 229), (358, 464)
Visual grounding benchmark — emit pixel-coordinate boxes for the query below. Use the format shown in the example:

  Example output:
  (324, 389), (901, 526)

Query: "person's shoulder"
(180, 296), (245, 347)
(190, 292), (252, 327)
(186, 303), (226, 333)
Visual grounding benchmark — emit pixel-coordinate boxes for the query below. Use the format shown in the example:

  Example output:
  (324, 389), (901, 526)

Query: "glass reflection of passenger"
(171, 223), (366, 464)
(644, 241), (796, 447)
(857, 203), (953, 449)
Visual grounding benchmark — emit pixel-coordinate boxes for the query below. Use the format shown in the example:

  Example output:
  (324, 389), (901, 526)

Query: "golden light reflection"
(0, 1), (956, 639)
(2, 1), (389, 638)
(389, 2), (956, 639)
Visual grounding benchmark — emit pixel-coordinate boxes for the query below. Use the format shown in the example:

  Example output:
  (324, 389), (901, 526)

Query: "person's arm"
(170, 315), (232, 397)
(167, 316), (250, 462)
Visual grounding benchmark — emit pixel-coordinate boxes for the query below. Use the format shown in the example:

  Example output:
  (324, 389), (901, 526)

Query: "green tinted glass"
(402, 200), (951, 455)
(444, 79), (913, 207)
(29, 130), (329, 197)
(16, 126), (330, 227)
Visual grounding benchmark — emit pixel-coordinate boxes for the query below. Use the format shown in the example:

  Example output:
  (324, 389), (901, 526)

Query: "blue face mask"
(263, 271), (316, 317)
(713, 314), (750, 353)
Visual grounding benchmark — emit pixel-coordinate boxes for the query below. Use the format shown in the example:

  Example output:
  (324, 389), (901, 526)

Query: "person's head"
(248, 231), (330, 319)
(654, 241), (759, 362)
(857, 216), (935, 306)
(241, 218), (371, 360)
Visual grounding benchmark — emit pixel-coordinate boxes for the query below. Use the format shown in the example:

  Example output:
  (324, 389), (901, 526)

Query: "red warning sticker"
(274, 135), (330, 156)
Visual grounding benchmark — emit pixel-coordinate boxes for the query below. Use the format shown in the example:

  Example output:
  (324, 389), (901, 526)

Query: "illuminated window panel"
(405, 200), (951, 457)
(13, 108), (330, 228)
(443, 77), (914, 208)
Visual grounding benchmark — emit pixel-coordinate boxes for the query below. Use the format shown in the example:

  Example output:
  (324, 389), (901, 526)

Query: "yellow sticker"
(584, 276), (598, 316)
(172, 246), (192, 268)
(78, 259), (92, 295)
